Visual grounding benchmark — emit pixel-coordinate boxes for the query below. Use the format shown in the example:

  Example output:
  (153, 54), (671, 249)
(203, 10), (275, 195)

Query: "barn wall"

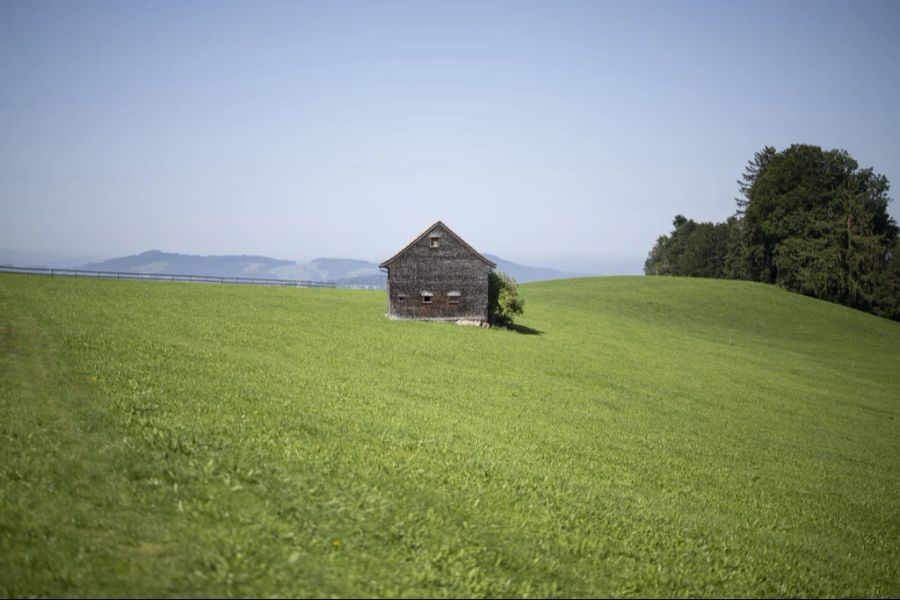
(386, 224), (492, 322)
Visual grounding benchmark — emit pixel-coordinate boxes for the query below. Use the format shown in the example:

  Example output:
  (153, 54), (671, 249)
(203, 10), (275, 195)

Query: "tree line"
(644, 144), (900, 321)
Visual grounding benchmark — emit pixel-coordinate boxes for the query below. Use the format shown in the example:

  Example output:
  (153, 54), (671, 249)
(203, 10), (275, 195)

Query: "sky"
(2, 0), (899, 273)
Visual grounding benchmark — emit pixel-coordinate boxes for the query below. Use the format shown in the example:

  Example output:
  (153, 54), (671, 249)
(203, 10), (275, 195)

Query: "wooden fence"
(0, 265), (335, 288)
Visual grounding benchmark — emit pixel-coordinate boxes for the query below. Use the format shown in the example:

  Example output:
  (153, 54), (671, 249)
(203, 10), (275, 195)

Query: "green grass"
(1, 273), (898, 597)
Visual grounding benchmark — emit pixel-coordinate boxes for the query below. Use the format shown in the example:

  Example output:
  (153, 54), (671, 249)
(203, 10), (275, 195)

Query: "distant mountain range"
(483, 254), (581, 284)
(67, 250), (580, 288)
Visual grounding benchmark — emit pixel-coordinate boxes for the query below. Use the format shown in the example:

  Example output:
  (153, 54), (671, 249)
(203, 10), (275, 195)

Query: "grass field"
(1, 273), (899, 597)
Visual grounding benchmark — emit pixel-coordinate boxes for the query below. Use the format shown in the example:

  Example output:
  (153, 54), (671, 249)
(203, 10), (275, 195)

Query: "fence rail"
(0, 265), (335, 288)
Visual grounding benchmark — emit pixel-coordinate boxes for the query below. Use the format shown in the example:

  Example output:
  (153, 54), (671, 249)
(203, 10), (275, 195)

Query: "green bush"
(488, 270), (524, 326)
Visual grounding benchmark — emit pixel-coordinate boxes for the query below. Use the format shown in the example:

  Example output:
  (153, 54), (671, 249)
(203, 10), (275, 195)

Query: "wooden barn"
(379, 221), (496, 324)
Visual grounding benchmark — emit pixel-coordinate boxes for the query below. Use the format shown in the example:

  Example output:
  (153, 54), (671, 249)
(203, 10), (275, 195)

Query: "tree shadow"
(505, 322), (543, 335)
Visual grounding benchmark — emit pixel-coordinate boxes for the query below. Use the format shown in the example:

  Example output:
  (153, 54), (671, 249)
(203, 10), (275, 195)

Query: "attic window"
(447, 290), (461, 304)
(430, 236), (440, 248)
(421, 291), (433, 304)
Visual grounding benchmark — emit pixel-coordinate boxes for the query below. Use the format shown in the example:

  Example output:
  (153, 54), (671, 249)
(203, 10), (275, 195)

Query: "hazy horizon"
(3, 0), (899, 274)
(0, 244), (645, 276)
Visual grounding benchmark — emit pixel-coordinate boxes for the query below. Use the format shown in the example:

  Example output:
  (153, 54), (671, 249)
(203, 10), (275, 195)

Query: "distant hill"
(81, 251), (296, 279)
(80, 251), (377, 286)
(483, 254), (579, 283)
(267, 258), (386, 288)
(77, 251), (580, 288)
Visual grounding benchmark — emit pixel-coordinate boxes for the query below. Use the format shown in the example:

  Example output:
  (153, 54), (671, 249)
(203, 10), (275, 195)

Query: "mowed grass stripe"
(1, 273), (898, 597)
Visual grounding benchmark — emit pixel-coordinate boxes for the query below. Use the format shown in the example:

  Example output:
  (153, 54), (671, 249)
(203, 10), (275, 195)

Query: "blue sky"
(2, 0), (899, 272)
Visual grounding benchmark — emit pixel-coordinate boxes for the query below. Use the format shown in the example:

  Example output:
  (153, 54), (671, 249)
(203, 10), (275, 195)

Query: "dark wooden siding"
(385, 224), (492, 322)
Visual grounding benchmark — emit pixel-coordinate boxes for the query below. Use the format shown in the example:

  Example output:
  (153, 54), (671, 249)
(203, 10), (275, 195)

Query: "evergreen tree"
(735, 146), (777, 215)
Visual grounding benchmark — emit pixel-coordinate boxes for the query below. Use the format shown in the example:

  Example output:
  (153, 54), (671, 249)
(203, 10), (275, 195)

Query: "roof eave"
(379, 221), (496, 269)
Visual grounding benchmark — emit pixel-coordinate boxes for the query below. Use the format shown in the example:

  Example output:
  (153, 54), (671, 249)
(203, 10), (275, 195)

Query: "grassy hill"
(1, 274), (898, 597)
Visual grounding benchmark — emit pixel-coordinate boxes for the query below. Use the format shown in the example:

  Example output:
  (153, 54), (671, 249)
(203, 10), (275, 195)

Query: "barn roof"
(379, 221), (497, 269)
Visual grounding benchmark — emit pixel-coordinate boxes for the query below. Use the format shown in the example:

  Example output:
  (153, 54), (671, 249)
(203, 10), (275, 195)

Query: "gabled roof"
(379, 221), (497, 269)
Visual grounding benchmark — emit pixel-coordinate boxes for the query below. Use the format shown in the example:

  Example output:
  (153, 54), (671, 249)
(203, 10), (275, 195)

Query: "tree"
(871, 239), (900, 320)
(644, 215), (730, 278)
(735, 145), (777, 215)
(722, 216), (751, 280)
(679, 221), (730, 277)
(644, 215), (693, 275)
(742, 144), (898, 309)
(644, 234), (674, 275)
(488, 271), (524, 326)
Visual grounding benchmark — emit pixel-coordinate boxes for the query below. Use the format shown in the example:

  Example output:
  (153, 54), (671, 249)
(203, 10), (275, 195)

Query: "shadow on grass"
(505, 322), (543, 335)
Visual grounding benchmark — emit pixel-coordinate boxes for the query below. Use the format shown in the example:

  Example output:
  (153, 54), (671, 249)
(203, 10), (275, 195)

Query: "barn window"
(447, 290), (461, 304)
(396, 293), (407, 303)
(421, 291), (433, 304)
(430, 236), (440, 248)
